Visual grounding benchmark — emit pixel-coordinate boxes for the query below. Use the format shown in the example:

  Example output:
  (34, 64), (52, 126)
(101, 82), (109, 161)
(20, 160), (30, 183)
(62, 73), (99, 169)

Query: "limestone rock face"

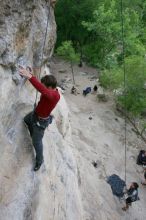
(0, 85), (83, 220)
(0, 0), (56, 69)
(1, 1), (146, 220)
(0, 1), (83, 220)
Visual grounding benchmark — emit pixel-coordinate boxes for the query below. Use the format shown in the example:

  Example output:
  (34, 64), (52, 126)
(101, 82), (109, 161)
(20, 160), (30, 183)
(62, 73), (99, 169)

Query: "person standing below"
(19, 67), (60, 171)
(122, 182), (139, 211)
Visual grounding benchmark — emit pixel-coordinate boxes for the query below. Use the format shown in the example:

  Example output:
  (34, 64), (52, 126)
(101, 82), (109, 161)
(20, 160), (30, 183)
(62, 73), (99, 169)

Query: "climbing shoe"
(34, 159), (44, 171)
(34, 162), (42, 171)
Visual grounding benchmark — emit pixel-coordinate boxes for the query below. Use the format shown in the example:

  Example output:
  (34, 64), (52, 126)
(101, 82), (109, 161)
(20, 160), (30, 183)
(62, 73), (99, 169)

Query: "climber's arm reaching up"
(19, 66), (57, 100)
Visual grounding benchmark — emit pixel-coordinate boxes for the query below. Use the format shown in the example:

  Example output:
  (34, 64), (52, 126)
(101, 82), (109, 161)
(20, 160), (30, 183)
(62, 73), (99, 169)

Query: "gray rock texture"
(1, 1), (146, 220)
(0, 1), (83, 220)
(0, 0), (56, 70)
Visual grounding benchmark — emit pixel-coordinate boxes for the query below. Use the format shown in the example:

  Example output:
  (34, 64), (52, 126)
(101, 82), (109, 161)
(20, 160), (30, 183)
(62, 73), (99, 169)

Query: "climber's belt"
(38, 116), (50, 120)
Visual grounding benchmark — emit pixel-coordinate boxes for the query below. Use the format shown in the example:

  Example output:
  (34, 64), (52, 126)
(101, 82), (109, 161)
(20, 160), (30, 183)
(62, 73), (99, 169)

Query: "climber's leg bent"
(24, 111), (34, 136)
(24, 112), (50, 171)
(122, 198), (131, 211)
(32, 124), (45, 171)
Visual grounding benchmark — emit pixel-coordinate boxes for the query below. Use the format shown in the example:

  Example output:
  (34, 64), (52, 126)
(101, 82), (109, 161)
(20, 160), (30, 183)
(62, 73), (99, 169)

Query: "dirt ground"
(51, 57), (146, 220)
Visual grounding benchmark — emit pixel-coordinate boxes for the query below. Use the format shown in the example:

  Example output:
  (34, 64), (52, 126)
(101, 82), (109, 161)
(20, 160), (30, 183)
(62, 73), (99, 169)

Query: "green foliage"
(56, 41), (80, 63)
(55, 0), (97, 49)
(55, 0), (146, 120)
(118, 56), (146, 116)
(100, 56), (146, 116)
(82, 0), (146, 67)
(100, 68), (123, 89)
(56, 0), (146, 68)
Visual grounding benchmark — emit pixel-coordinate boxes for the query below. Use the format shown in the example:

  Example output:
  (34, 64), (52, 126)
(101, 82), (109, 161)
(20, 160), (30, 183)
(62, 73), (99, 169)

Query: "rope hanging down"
(34, 1), (51, 107)
(120, 0), (127, 184)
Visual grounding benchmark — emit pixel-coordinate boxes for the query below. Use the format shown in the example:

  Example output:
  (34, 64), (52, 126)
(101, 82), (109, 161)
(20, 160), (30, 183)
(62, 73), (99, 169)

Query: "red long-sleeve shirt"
(29, 76), (60, 118)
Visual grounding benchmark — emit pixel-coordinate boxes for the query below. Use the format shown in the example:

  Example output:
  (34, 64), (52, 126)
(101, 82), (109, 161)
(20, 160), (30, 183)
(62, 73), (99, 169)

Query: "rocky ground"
(51, 57), (146, 220)
(1, 1), (146, 219)
(0, 55), (146, 220)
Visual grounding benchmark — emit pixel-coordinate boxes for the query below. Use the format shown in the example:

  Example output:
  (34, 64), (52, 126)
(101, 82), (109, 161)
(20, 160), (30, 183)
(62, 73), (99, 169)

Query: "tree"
(55, 0), (97, 65)
(56, 41), (79, 84)
(82, 0), (146, 67)
(99, 55), (146, 141)
(55, 0), (146, 68)
(100, 55), (146, 116)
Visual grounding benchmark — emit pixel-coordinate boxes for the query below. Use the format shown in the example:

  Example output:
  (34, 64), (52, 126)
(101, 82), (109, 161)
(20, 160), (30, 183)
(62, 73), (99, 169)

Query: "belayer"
(122, 182), (139, 211)
(19, 67), (60, 171)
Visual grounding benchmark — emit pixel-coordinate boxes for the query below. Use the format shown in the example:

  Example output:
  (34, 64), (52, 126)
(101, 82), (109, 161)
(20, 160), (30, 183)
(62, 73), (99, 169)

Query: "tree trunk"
(71, 61), (75, 84)
(79, 45), (83, 67)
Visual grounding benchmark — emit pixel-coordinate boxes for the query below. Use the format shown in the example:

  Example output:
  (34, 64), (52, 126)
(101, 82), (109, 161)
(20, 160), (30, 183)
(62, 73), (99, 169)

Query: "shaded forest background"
(55, 0), (146, 140)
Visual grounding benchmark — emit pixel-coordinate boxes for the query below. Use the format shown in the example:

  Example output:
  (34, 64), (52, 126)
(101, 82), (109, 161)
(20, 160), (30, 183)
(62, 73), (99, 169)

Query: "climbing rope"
(120, 0), (127, 184)
(34, 0), (51, 107)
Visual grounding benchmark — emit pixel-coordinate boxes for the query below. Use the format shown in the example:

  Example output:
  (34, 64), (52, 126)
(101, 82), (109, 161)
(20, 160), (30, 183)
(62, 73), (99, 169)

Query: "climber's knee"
(24, 111), (33, 124)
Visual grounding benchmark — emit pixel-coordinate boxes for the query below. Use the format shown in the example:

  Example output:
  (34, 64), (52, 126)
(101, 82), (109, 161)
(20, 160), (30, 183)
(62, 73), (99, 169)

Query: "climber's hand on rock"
(19, 66), (32, 79)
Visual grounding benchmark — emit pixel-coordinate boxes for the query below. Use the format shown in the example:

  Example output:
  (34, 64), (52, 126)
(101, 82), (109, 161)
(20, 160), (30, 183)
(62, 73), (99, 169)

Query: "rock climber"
(19, 66), (60, 171)
(122, 182), (139, 211)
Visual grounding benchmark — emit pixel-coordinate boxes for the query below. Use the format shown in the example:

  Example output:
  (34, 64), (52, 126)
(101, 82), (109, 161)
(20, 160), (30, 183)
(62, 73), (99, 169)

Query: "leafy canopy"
(56, 41), (80, 63)
(55, 0), (146, 118)
(100, 56), (146, 116)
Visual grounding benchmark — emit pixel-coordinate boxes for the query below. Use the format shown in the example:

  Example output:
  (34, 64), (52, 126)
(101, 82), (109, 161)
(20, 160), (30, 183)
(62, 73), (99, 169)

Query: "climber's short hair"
(41, 75), (57, 89)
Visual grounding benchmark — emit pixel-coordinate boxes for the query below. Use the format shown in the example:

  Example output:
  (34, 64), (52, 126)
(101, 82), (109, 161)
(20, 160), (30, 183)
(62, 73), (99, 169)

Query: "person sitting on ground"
(71, 86), (77, 95)
(83, 87), (91, 96)
(137, 150), (146, 166)
(93, 85), (98, 92)
(122, 182), (139, 211)
(19, 67), (60, 171)
(141, 169), (146, 186)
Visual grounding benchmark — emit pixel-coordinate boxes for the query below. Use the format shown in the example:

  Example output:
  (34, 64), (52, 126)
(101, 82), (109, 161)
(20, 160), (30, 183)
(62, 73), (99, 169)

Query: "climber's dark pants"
(24, 111), (51, 164)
